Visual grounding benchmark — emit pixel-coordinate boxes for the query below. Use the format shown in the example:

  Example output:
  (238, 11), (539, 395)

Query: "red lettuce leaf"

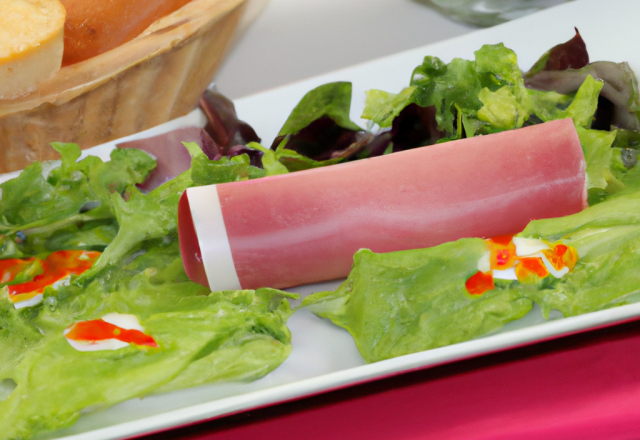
(199, 89), (261, 154)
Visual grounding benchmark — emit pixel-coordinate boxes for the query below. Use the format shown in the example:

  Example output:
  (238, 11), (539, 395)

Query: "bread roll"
(60, 0), (194, 65)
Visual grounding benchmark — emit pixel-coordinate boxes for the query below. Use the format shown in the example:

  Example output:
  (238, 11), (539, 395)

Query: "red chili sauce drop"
(465, 271), (494, 295)
(0, 257), (36, 284)
(7, 250), (101, 300)
(66, 319), (158, 347)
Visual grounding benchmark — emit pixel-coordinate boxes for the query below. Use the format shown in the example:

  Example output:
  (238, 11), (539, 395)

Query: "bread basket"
(0, 0), (256, 173)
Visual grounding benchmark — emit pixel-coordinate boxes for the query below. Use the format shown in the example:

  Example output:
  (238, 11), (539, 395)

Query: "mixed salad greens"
(0, 143), (296, 439)
(299, 31), (640, 362)
(1, 30), (640, 439)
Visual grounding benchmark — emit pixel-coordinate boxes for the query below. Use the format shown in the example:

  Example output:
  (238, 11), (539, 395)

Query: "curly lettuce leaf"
(303, 240), (533, 363)
(477, 86), (525, 130)
(0, 272), (296, 440)
(0, 144), (155, 257)
(362, 44), (533, 139)
(518, 190), (640, 317)
(411, 56), (483, 136)
(82, 174), (191, 279)
(245, 142), (290, 176)
(474, 44), (532, 131)
(21, 220), (119, 254)
(183, 141), (261, 185)
(0, 301), (44, 380)
(305, 187), (640, 363)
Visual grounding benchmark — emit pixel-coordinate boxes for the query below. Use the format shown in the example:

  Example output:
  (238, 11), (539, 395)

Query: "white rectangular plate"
(9, 0), (640, 438)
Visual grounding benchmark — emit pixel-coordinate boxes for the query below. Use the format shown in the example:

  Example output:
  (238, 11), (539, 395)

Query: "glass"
(429, 0), (575, 27)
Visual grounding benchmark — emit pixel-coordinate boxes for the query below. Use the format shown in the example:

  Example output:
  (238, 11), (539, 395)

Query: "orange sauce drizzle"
(514, 257), (548, 283)
(486, 235), (517, 270)
(65, 319), (158, 347)
(6, 250), (101, 304)
(542, 244), (578, 272)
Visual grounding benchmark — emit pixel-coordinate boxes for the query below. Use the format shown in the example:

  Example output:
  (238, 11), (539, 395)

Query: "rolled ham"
(179, 118), (587, 291)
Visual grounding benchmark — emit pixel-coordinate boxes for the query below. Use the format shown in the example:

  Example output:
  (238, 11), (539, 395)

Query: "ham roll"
(179, 118), (587, 291)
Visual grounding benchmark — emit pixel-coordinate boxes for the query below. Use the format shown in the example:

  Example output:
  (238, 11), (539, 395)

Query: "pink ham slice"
(179, 118), (587, 291)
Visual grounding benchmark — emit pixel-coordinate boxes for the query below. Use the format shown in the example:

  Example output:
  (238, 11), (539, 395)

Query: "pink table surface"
(140, 320), (640, 440)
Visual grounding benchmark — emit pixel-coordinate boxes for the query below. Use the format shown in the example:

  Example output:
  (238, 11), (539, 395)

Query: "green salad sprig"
(0, 142), (298, 440)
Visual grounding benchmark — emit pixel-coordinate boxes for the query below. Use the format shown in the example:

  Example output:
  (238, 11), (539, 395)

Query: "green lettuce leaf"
(304, 188), (640, 363)
(577, 126), (618, 191)
(249, 140), (341, 173)
(278, 82), (361, 136)
(246, 142), (290, 176)
(477, 85), (526, 130)
(530, 75), (603, 128)
(0, 271), (295, 439)
(518, 190), (640, 317)
(410, 56), (483, 135)
(361, 87), (417, 128)
(303, 240), (532, 362)
(475, 43), (532, 130)
(0, 144), (155, 257)
(362, 44), (534, 138)
(183, 142), (262, 185)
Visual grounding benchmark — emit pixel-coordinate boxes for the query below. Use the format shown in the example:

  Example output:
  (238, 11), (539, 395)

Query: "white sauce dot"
(493, 267), (518, 280)
(101, 313), (144, 331)
(477, 251), (491, 273)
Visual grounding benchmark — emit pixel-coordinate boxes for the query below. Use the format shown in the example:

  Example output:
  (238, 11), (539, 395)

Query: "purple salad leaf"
(226, 145), (264, 168)
(526, 61), (640, 130)
(273, 115), (365, 161)
(199, 89), (261, 154)
(270, 82), (364, 161)
(525, 28), (589, 78)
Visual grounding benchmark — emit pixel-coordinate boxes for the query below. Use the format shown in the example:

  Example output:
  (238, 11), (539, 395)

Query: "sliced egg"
(13, 294), (43, 310)
(513, 237), (550, 257)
